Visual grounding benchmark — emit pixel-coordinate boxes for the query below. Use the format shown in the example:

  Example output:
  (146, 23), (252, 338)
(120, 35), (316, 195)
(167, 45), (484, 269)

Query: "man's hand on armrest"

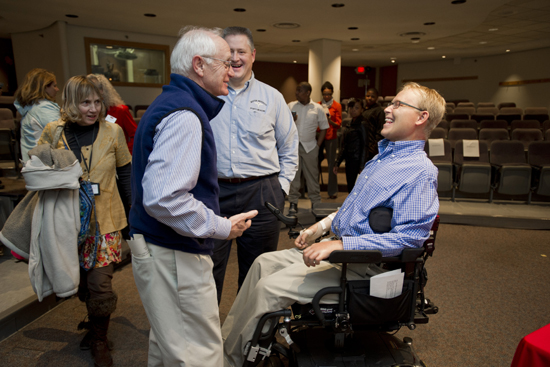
(302, 240), (343, 267)
(226, 210), (258, 240)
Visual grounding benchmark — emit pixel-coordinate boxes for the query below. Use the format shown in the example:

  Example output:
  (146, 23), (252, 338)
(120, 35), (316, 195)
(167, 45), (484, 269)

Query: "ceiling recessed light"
(442, 55), (446, 58)
(479, 41), (487, 44)
(144, 13), (156, 17)
(106, 46), (113, 49)
(489, 28), (498, 32)
(273, 22), (300, 29)
(348, 27), (358, 30)
(292, 40), (301, 42)
(65, 14), (78, 18)
(331, 3), (345, 8)
(352, 49), (359, 52)
(506, 49), (510, 52)
(451, 0), (466, 4)
(391, 60), (396, 63)
(293, 60), (297, 63)
(233, 8), (246, 12)
(411, 40), (420, 44)
(351, 38), (360, 41)
(256, 29), (266, 32)
(427, 47), (435, 50)
(424, 22), (436, 26)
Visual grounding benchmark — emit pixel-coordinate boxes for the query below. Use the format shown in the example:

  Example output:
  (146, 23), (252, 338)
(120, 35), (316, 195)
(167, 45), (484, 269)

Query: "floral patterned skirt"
(80, 231), (122, 269)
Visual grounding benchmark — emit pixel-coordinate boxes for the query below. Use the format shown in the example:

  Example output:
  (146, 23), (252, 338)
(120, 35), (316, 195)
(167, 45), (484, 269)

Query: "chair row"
(425, 139), (550, 203)
(446, 101), (518, 110)
(445, 107), (549, 124)
(437, 119), (550, 132)
(431, 127), (549, 150)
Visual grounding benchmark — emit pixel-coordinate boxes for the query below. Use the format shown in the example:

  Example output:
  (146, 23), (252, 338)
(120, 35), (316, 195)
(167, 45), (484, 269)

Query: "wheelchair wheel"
(258, 355), (284, 367)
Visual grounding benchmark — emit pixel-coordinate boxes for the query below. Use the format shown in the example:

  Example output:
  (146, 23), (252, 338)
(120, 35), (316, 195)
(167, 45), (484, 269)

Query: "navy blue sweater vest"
(130, 74), (224, 254)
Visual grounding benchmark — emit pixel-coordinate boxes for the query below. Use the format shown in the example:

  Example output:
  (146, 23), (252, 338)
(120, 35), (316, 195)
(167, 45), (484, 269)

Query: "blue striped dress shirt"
(332, 139), (439, 257)
(142, 110), (231, 240)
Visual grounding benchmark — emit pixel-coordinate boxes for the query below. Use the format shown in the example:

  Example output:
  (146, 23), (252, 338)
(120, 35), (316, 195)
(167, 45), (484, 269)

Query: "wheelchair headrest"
(369, 207), (393, 233)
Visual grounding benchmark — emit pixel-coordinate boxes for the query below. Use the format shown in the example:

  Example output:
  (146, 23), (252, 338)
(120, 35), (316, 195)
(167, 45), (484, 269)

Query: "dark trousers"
(345, 159), (362, 193)
(79, 263), (115, 302)
(211, 174), (285, 303)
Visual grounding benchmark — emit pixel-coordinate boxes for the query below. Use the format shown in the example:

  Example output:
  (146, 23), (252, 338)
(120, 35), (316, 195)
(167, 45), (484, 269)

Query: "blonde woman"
(38, 75), (132, 367)
(14, 68), (60, 161)
(87, 74), (137, 153)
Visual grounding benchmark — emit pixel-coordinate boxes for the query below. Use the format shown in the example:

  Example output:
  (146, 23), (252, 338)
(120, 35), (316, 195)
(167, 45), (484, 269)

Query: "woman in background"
(334, 98), (366, 192)
(318, 81), (342, 199)
(87, 74), (137, 154)
(38, 76), (132, 367)
(14, 68), (60, 161)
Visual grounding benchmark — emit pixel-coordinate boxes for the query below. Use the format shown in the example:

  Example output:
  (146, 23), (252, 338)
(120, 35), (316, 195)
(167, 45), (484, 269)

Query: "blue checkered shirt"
(332, 139), (439, 257)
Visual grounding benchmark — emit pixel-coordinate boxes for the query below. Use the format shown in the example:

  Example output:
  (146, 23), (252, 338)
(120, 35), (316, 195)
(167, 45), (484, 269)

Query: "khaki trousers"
(221, 248), (369, 367)
(132, 242), (223, 367)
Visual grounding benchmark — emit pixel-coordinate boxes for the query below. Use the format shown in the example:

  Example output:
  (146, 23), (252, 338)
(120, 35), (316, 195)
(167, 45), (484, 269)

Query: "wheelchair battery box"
(346, 279), (415, 325)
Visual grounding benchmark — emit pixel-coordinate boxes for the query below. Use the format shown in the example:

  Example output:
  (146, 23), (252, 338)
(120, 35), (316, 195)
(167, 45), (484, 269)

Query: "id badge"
(90, 182), (100, 195)
(105, 114), (117, 123)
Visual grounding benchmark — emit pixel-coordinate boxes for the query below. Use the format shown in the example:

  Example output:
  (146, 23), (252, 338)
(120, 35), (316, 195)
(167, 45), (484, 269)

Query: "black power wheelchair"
(241, 203), (440, 367)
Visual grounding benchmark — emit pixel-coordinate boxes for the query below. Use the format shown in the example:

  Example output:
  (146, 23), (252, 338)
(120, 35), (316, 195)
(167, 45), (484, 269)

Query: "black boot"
(91, 315), (113, 367)
(85, 294), (117, 367)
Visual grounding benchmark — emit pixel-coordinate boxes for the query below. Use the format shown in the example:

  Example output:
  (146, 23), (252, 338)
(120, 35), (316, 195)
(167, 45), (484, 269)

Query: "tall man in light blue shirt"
(210, 27), (299, 303)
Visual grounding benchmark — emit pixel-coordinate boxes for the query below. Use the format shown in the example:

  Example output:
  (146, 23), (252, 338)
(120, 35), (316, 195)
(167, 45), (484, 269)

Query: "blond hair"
(60, 76), (106, 124)
(86, 74), (124, 108)
(14, 68), (57, 107)
(401, 82), (446, 138)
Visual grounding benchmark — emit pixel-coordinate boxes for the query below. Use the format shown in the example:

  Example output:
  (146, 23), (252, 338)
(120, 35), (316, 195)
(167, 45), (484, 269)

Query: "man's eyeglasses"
(387, 100), (425, 112)
(202, 56), (232, 70)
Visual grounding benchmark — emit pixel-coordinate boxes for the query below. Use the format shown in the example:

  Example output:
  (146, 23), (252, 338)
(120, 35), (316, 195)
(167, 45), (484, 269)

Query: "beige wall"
(398, 47), (550, 110)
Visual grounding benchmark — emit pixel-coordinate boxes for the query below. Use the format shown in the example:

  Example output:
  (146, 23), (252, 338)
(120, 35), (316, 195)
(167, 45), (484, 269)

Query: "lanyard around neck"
(72, 123), (97, 179)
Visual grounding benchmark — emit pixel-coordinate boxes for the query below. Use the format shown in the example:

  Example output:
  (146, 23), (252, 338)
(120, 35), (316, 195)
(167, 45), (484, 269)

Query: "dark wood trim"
(499, 78), (550, 86)
(402, 76), (478, 83)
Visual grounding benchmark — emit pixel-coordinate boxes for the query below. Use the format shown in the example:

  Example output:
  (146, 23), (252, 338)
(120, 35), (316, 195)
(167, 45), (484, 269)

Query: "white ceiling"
(1, 0), (550, 66)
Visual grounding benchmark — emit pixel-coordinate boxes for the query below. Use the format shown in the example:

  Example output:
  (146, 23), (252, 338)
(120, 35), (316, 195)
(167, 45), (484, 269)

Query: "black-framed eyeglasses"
(387, 100), (425, 112)
(201, 56), (232, 70)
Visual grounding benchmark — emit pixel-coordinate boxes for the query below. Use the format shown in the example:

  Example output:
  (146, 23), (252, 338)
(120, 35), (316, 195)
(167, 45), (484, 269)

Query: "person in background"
(362, 87), (385, 162)
(334, 98), (367, 192)
(38, 75), (132, 367)
(318, 81), (342, 199)
(210, 26), (298, 303)
(14, 68), (60, 162)
(288, 82), (330, 215)
(86, 74), (137, 154)
(129, 26), (257, 366)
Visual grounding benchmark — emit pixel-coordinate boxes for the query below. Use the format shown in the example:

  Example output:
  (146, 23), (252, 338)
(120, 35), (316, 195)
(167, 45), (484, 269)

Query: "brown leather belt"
(218, 173), (276, 184)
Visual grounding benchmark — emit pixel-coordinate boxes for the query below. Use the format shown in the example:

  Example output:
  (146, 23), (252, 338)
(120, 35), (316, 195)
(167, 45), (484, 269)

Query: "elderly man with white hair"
(129, 26), (257, 367)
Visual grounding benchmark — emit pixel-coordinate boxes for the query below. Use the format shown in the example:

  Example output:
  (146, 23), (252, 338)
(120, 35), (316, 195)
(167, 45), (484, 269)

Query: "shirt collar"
(378, 139), (426, 157)
(228, 72), (255, 95)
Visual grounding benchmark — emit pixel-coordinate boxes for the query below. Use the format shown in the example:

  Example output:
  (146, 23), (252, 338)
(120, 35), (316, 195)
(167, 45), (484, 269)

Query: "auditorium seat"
(453, 107), (475, 116)
(445, 113), (469, 122)
(496, 107), (523, 126)
(430, 127), (447, 139)
(477, 102), (495, 108)
(134, 104), (149, 118)
(510, 120), (541, 132)
(479, 128), (509, 150)
(457, 102), (475, 108)
(0, 108), (16, 130)
(476, 106), (498, 115)
(490, 140), (531, 202)
(528, 141), (550, 197)
(448, 128), (478, 149)
(479, 120), (507, 130)
(445, 102), (455, 113)
(542, 120), (550, 133)
(511, 128), (544, 150)
(545, 129), (550, 141)
(454, 140), (491, 198)
(136, 109), (147, 118)
(498, 102), (516, 109)
(450, 119), (477, 130)
(523, 107), (549, 124)
(425, 139), (453, 193)
(438, 119), (450, 132)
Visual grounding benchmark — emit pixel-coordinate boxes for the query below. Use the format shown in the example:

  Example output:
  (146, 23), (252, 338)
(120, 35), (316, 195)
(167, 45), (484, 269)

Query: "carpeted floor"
(0, 221), (548, 366)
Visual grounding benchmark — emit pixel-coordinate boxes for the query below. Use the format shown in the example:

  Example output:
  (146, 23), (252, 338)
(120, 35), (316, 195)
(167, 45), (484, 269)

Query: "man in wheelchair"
(222, 82), (446, 367)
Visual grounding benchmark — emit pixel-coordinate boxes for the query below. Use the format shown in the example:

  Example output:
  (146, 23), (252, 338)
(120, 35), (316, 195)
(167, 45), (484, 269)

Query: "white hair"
(171, 25), (223, 77)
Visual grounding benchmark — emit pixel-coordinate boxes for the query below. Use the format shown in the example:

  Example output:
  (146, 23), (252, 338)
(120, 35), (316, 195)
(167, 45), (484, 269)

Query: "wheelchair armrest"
(328, 250), (382, 264)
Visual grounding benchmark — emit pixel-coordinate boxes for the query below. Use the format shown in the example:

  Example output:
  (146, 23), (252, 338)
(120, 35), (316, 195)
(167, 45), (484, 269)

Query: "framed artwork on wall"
(85, 37), (170, 87)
